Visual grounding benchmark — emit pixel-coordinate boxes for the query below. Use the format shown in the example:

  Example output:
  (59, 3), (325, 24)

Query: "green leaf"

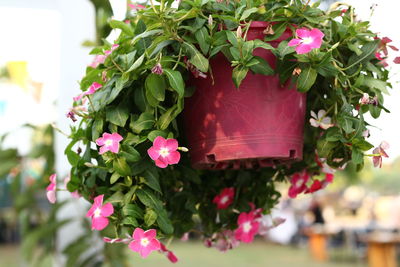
(148, 130), (168, 142)
(122, 217), (139, 227)
(351, 149), (364, 165)
(297, 66), (317, 92)
(195, 27), (210, 54)
(107, 73), (130, 104)
(143, 169), (161, 194)
(337, 116), (353, 133)
(131, 29), (163, 45)
(232, 65), (248, 88)
(110, 172), (121, 184)
(253, 39), (274, 50)
(265, 23), (288, 41)
(276, 40), (295, 59)
(126, 54), (145, 73)
(121, 145), (141, 162)
(249, 56), (274, 75)
(182, 42), (209, 72)
(91, 119), (103, 141)
(123, 204), (144, 218)
(144, 209), (158, 227)
(136, 188), (163, 210)
(156, 210), (174, 235)
(106, 105), (129, 127)
(109, 20), (133, 36)
(239, 7), (258, 21)
(145, 73), (166, 101)
(164, 69), (185, 98)
(130, 113), (154, 134)
(346, 40), (379, 74)
(113, 157), (131, 176)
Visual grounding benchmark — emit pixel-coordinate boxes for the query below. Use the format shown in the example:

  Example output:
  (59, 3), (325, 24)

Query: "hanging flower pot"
(59, 0), (398, 263)
(185, 22), (306, 169)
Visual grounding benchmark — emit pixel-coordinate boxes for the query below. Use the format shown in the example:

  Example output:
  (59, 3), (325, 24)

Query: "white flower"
(310, 110), (333, 130)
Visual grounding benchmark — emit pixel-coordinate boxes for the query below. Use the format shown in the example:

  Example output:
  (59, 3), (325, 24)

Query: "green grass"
(0, 242), (366, 267)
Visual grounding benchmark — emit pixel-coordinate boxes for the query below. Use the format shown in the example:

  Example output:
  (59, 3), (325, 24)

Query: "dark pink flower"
(89, 55), (107, 68)
(288, 171), (310, 198)
(305, 180), (323, 194)
(129, 228), (161, 258)
(288, 28), (324, 54)
(234, 212), (259, 243)
(373, 141), (389, 168)
(73, 82), (102, 102)
(160, 243), (178, 263)
(86, 195), (114, 230)
(46, 173), (57, 204)
(394, 57), (400, 64)
(151, 63), (163, 75)
(213, 187), (235, 209)
(96, 132), (123, 154)
(147, 136), (181, 168)
(104, 44), (119, 56)
(66, 111), (77, 122)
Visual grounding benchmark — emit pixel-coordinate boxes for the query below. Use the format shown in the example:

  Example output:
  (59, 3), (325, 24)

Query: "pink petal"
(108, 142), (120, 153)
(111, 133), (123, 142)
(111, 44), (120, 50)
(63, 176), (70, 188)
(99, 146), (109, 154)
(153, 136), (166, 149)
(288, 38), (301, 47)
(373, 156), (382, 168)
(92, 216), (109, 230)
(165, 138), (178, 151)
(139, 246), (153, 258)
(144, 229), (157, 239)
(133, 228), (145, 240)
(86, 204), (97, 217)
(101, 202), (114, 217)
(46, 190), (56, 204)
(394, 57), (400, 64)
(71, 191), (81, 198)
(310, 110), (317, 119)
(167, 251), (178, 263)
(147, 147), (160, 161)
(73, 94), (84, 102)
(128, 240), (141, 253)
(46, 183), (55, 191)
(148, 238), (161, 251)
(296, 28), (311, 38)
(237, 213), (248, 225)
(310, 37), (322, 49)
(309, 118), (319, 128)
(96, 137), (105, 146)
(93, 195), (104, 206)
(155, 158), (168, 168)
(317, 109), (326, 119)
(166, 151), (181, 165)
(295, 44), (313, 54)
(310, 28), (324, 39)
(380, 141), (390, 150)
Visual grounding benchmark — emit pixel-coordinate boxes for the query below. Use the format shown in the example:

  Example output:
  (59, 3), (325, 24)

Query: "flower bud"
(208, 15), (213, 27)
(236, 26), (242, 38)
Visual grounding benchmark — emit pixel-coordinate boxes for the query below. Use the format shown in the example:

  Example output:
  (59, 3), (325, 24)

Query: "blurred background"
(0, 0), (399, 266)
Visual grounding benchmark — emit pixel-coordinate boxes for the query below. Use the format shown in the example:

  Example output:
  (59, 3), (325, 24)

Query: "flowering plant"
(62, 0), (397, 260)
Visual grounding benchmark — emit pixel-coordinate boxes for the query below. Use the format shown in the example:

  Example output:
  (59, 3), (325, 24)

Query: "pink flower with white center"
(234, 211), (259, 243)
(128, 228), (161, 258)
(73, 82), (102, 102)
(96, 132), (123, 154)
(372, 141), (390, 168)
(213, 187), (235, 209)
(46, 173), (57, 204)
(160, 243), (178, 263)
(310, 110), (333, 130)
(89, 55), (107, 68)
(86, 194), (114, 230)
(288, 171), (310, 198)
(63, 176), (81, 199)
(288, 28), (324, 54)
(147, 136), (181, 168)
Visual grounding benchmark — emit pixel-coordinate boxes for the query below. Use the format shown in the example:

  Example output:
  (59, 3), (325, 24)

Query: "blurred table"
(361, 232), (400, 267)
(304, 225), (336, 262)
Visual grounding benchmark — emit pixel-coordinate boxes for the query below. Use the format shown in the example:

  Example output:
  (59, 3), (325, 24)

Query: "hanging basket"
(184, 22), (307, 169)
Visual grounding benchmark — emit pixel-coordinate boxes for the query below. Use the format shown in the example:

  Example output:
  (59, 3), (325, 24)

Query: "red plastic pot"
(184, 21), (306, 169)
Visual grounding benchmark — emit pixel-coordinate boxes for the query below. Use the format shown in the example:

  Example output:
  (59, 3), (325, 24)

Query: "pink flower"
(288, 28), (324, 54)
(372, 141), (389, 168)
(96, 132), (123, 154)
(213, 187), (235, 209)
(360, 93), (371, 105)
(375, 52), (385, 61)
(310, 110), (333, 130)
(305, 180), (323, 194)
(288, 171), (310, 198)
(151, 63), (163, 75)
(377, 37), (399, 56)
(213, 230), (240, 252)
(234, 212), (259, 243)
(160, 243), (178, 263)
(63, 176), (81, 199)
(89, 55), (107, 68)
(340, 9), (348, 15)
(73, 82), (102, 102)
(66, 111), (77, 122)
(128, 228), (161, 258)
(394, 57), (400, 64)
(46, 174), (57, 204)
(147, 136), (181, 168)
(128, 3), (145, 10)
(86, 195), (114, 230)
(180, 232), (189, 241)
